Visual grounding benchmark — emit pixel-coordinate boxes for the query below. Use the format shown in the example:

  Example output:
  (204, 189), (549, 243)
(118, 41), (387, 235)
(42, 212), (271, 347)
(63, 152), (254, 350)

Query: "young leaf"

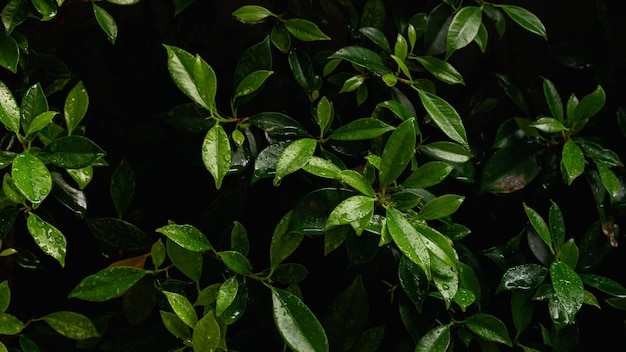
(163, 291), (198, 328)
(42, 311), (99, 340)
(550, 261), (584, 324)
(326, 195), (375, 228)
(92, 4), (117, 44)
(150, 239), (166, 269)
(282, 18), (330, 41)
(110, 158), (135, 218)
(234, 70), (274, 99)
(202, 123), (231, 190)
(561, 139), (585, 185)
(316, 96), (332, 137)
(12, 153), (52, 207)
(0, 281), (9, 312)
(303, 156), (342, 179)
(0, 313), (24, 335)
(418, 141), (473, 163)
(271, 287), (329, 352)
(413, 56), (465, 85)
(403, 161), (454, 189)
(328, 118), (395, 141)
(465, 313), (513, 347)
(418, 194), (464, 221)
(192, 312), (221, 352)
(216, 276), (239, 316)
(416, 325), (450, 352)
(523, 203), (553, 253)
(446, 6), (482, 59)
(164, 44), (217, 112)
(26, 111), (57, 137)
(0, 80), (20, 133)
(232, 5), (275, 24)
(394, 34), (408, 61)
(543, 78), (564, 122)
(68, 266), (147, 302)
(274, 138), (317, 186)
(155, 223), (212, 252)
(218, 251), (253, 275)
(20, 83), (49, 133)
(417, 89), (469, 149)
(27, 212), (67, 267)
(379, 117), (416, 189)
(64, 81), (89, 135)
(500, 5), (547, 40)
(386, 207), (431, 279)
(530, 117), (567, 133)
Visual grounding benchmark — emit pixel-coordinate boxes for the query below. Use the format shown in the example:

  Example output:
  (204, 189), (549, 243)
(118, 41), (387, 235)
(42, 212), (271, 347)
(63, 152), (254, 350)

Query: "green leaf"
(328, 46), (391, 75)
(474, 21), (488, 53)
(379, 118), (416, 189)
(324, 275), (369, 351)
(361, 0), (385, 29)
(576, 138), (623, 167)
(543, 78), (564, 122)
(403, 161), (454, 189)
(418, 194), (464, 221)
(386, 207), (431, 280)
(0, 33), (19, 73)
(166, 239), (202, 281)
(218, 251), (253, 275)
(415, 325), (450, 352)
(465, 313), (513, 347)
(446, 6), (482, 59)
(12, 152), (52, 207)
(303, 156), (342, 179)
(156, 223), (212, 252)
(579, 273), (626, 296)
(64, 81), (89, 135)
(511, 291), (534, 337)
(42, 311), (99, 340)
(202, 123), (231, 190)
(328, 118), (394, 141)
(67, 166), (93, 190)
(3, 174), (25, 204)
(549, 200), (566, 253)
(249, 112), (310, 139)
(234, 70), (273, 99)
(271, 287), (329, 352)
(550, 261), (584, 324)
(1, 0), (28, 35)
(192, 311), (221, 352)
(282, 18), (330, 41)
(561, 140), (585, 185)
(596, 163), (621, 199)
(26, 212), (67, 267)
(26, 111), (57, 137)
(394, 33), (408, 61)
(270, 211), (304, 268)
(163, 291), (198, 328)
(560, 238), (579, 270)
(530, 117), (567, 133)
(274, 138), (317, 186)
(480, 143), (542, 193)
(497, 264), (548, 292)
(92, 4), (117, 44)
(417, 89), (468, 149)
(326, 195), (375, 230)
(0, 80), (20, 133)
(216, 276), (238, 316)
(316, 96), (332, 136)
(68, 266), (147, 302)
(230, 221), (249, 256)
(42, 135), (106, 169)
(86, 217), (153, 250)
(271, 22), (291, 53)
(0, 313), (24, 334)
(418, 141), (473, 163)
(288, 48), (321, 97)
(20, 83), (49, 133)
(110, 158), (135, 218)
(151, 239), (166, 269)
(106, 0), (141, 4)
(164, 44), (217, 112)
(523, 203), (553, 253)
(232, 5), (275, 24)
(338, 75), (365, 93)
(160, 311), (190, 339)
(0, 280), (10, 312)
(413, 56), (465, 85)
(398, 256), (429, 312)
(500, 5), (547, 40)
(339, 169), (375, 197)
(358, 27), (391, 53)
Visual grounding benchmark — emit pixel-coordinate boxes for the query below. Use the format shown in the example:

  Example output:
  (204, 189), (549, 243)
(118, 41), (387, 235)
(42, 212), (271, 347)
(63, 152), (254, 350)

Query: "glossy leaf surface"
(379, 118), (416, 189)
(446, 6), (482, 58)
(497, 263), (547, 292)
(328, 46), (390, 74)
(42, 311), (99, 340)
(328, 118), (394, 141)
(27, 212), (66, 267)
(418, 89), (468, 149)
(202, 123), (231, 189)
(12, 152), (51, 207)
(92, 4), (117, 44)
(192, 312), (220, 352)
(156, 223), (212, 252)
(386, 207), (430, 279)
(282, 18), (330, 41)
(414, 56), (465, 85)
(415, 325), (450, 352)
(42, 136), (106, 169)
(550, 261), (584, 324)
(164, 44), (217, 112)
(86, 218), (153, 250)
(465, 313), (513, 347)
(163, 291), (198, 328)
(500, 5), (547, 40)
(69, 266), (147, 302)
(274, 138), (316, 185)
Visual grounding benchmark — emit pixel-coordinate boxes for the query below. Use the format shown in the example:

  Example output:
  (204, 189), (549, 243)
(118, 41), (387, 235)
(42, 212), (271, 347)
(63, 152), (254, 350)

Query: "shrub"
(1, 0), (625, 351)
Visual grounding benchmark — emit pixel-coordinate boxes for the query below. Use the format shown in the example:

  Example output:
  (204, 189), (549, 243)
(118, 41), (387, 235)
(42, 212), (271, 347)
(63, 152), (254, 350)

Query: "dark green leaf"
(92, 4), (117, 44)
(530, 117), (567, 133)
(282, 18), (330, 41)
(271, 287), (329, 352)
(415, 325), (450, 352)
(414, 56), (465, 85)
(166, 239), (202, 281)
(42, 135), (106, 169)
(252, 141), (289, 184)
(523, 203), (553, 253)
(398, 255), (429, 312)
(446, 6), (482, 59)
(202, 123), (231, 189)
(358, 27), (391, 53)
(500, 5), (547, 40)
(51, 171), (87, 217)
(0, 32), (19, 73)
(379, 117), (416, 189)
(361, 0), (385, 29)
(596, 163), (621, 199)
(561, 140), (585, 185)
(234, 70), (274, 99)
(271, 263), (309, 284)
(0, 280), (9, 312)
(68, 266), (147, 302)
(12, 152), (52, 207)
(219, 250), (253, 275)
(151, 239), (165, 269)
(164, 44), (217, 112)
(418, 141), (473, 163)
(324, 275), (368, 351)
(579, 273), (626, 297)
(543, 78), (564, 122)
(234, 36), (272, 88)
(550, 261), (584, 324)
(110, 158), (134, 218)
(511, 291), (534, 337)
(495, 72), (529, 116)
(160, 311), (190, 339)
(270, 211), (304, 268)
(497, 263), (548, 292)
(549, 200), (566, 253)
(572, 86), (606, 123)
(232, 5), (275, 24)
(560, 238), (579, 270)
(575, 138), (623, 167)
(418, 194), (464, 220)
(20, 83), (49, 133)
(230, 221), (249, 256)
(271, 22), (291, 53)
(465, 313), (513, 347)
(288, 48), (321, 97)
(403, 161), (454, 189)
(156, 222), (212, 252)
(418, 89), (468, 149)
(0, 80), (20, 133)
(328, 46), (391, 75)
(86, 217), (153, 250)
(249, 112), (310, 139)
(480, 143), (542, 193)
(1, 0), (28, 35)
(329, 118), (394, 141)
(42, 311), (99, 340)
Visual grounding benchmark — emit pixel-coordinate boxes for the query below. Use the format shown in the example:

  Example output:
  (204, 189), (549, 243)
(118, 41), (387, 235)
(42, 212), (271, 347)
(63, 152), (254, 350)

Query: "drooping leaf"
(282, 18), (330, 41)
(379, 118), (416, 189)
(413, 56), (465, 85)
(328, 46), (391, 75)
(465, 313), (513, 347)
(386, 207), (430, 279)
(163, 291), (198, 328)
(271, 287), (329, 352)
(68, 266), (147, 302)
(156, 223), (212, 252)
(500, 5), (547, 40)
(202, 123), (231, 190)
(42, 311), (99, 340)
(92, 4), (117, 44)
(446, 6), (482, 59)
(12, 152), (52, 207)
(418, 89), (468, 149)
(160, 311), (190, 340)
(164, 44), (217, 112)
(415, 325), (450, 352)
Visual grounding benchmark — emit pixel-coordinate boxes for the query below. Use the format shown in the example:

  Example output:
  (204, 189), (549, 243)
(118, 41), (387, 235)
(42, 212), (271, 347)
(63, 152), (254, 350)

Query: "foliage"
(1, 0), (625, 351)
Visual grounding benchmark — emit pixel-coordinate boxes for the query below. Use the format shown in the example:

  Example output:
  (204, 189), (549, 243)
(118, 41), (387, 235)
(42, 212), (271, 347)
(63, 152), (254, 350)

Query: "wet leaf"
(414, 56), (465, 85)
(386, 207), (430, 279)
(339, 169), (375, 197)
(550, 261), (584, 324)
(66, 166), (93, 190)
(192, 311), (221, 352)
(270, 211), (304, 268)
(216, 276), (238, 316)
(271, 287), (329, 352)
(415, 325), (450, 352)
(465, 313), (513, 347)
(41, 135), (106, 169)
(274, 138), (317, 186)
(249, 112), (310, 139)
(358, 27), (391, 53)
(480, 143), (542, 193)
(324, 275), (368, 351)
(543, 78), (563, 122)
(234, 70), (274, 99)
(549, 200), (566, 253)
(328, 46), (390, 75)
(68, 266), (147, 302)
(379, 117), (416, 189)
(596, 163), (621, 199)
(288, 48), (321, 97)
(523, 203), (553, 253)
(326, 195), (375, 229)
(446, 6), (482, 59)
(501, 5), (547, 40)
(164, 44), (217, 112)
(303, 156), (342, 179)
(166, 239), (202, 281)
(398, 255), (429, 312)
(511, 291), (534, 337)
(51, 171), (87, 217)
(1, 0), (28, 35)
(160, 311), (190, 339)
(42, 311), (99, 340)
(328, 118), (394, 141)
(218, 251), (252, 275)
(0, 33), (19, 74)
(64, 81), (89, 135)
(418, 90), (468, 149)
(20, 83), (49, 133)
(418, 194), (464, 220)
(282, 18), (330, 41)
(0, 313), (24, 334)
(561, 140), (585, 185)
(26, 212), (66, 267)
(579, 274), (626, 297)
(92, 4), (117, 44)
(110, 158), (134, 218)
(11, 152), (51, 207)
(418, 141), (473, 163)
(497, 263), (548, 292)
(403, 161), (454, 189)
(0, 281), (9, 312)
(156, 222), (212, 252)
(163, 291), (197, 328)
(232, 5), (275, 24)
(86, 218), (153, 250)
(202, 123), (231, 189)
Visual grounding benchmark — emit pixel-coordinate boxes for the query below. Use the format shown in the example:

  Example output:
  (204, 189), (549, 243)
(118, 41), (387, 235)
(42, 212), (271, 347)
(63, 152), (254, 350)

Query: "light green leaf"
(550, 261), (584, 324)
(31, 0), (57, 21)
(358, 27), (391, 53)
(234, 70), (273, 99)
(92, 4), (117, 44)
(328, 46), (391, 75)
(386, 207), (431, 279)
(216, 276), (238, 316)
(271, 287), (329, 352)
(151, 239), (166, 269)
(316, 96), (332, 136)
(20, 83), (48, 133)
(418, 89), (468, 149)
(274, 138), (317, 186)
(413, 56), (465, 85)
(26, 111), (57, 136)
(42, 311), (99, 340)
(561, 140), (585, 185)
(0, 280), (10, 312)
(192, 312), (221, 352)
(403, 161), (454, 189)
(379, 118), (416, 189)
(302, 156), (341, 179)
(415, 325), (450, 352)
(338, 75), (365, 93)
(232, 5), (275, 24)
(326, 195), (375, 228)
(164, 44), (217, 112)
(523, 203), (553, 253)
(446, 6), (482, 58)
(0, 313), (24, 334)
(501, 5), (547, 40)
(156, 223), (212, 252)
(339, 169), (375, 197)
(202, 123), (231, 189)
(12, 153), (52, 207)
(465, 313), (513, 347)
(64, 81), (89, 135)
(329, 118), (394, 141)
(282, 18), (330, 41)
(418, 141), (473, 163)
(596, 163), (621, 199)
(418, 194), (464, 220)
(0, 80), (20, 133)
(67, 166), (93, 190)
(68, 266), (147, 302)
(530, 117), (567, 133)
(163, 291), (198, 328)
(394, 34), (408, 61)
(27, 212), (67, 267)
